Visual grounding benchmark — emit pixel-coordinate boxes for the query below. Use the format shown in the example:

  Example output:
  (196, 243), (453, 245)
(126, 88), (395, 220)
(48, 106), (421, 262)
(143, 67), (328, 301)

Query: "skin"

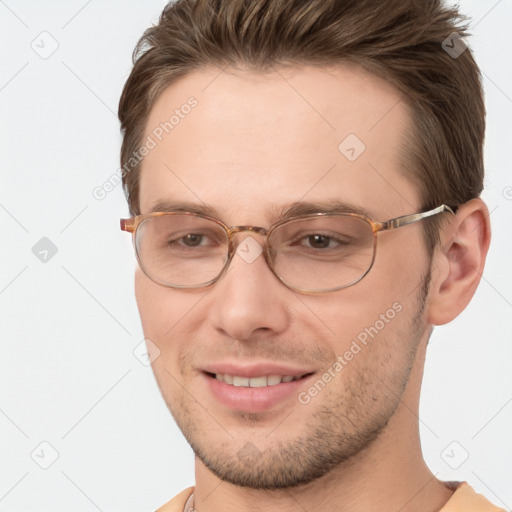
(133, 64), (490, 512)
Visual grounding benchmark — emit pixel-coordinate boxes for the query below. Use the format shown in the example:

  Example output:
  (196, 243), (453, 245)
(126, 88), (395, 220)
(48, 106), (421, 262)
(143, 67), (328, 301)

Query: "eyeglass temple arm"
(120, 218), (135, 232)
(377, 204), (456, 231)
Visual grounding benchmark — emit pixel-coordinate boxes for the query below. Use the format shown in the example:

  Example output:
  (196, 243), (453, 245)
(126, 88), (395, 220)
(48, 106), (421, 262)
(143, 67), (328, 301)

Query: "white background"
(0, 1), (511, 510)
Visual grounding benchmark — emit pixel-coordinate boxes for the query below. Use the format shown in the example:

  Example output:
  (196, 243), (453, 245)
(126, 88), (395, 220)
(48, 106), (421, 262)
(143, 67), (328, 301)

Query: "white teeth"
(214, 373), (302, 387)
(233, 376), (250, 387)
(249, 376), (267, 388)
(267, 375), (282, 386)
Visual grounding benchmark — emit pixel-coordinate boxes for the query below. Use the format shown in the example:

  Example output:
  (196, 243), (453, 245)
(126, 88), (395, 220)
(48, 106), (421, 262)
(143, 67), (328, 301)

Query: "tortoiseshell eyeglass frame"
(120, 204), (456, 294)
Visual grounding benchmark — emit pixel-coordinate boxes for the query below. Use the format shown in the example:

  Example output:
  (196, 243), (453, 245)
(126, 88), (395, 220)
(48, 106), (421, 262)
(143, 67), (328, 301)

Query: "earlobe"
(427, 198), (491, 326)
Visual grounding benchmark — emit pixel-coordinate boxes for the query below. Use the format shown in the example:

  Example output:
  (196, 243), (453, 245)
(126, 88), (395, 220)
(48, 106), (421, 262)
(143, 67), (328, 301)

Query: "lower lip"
(203, 373), (312, 413)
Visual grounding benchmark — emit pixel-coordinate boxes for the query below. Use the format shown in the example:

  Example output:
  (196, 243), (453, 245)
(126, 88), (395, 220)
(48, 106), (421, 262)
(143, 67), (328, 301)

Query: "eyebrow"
(149, 200), (222, 216)
(148, 199), (373, 223)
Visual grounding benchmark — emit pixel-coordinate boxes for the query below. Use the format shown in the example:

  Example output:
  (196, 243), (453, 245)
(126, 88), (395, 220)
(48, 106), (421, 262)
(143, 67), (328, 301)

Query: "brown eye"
(302, 234), (340, 249)
(179, 234), (205, 247)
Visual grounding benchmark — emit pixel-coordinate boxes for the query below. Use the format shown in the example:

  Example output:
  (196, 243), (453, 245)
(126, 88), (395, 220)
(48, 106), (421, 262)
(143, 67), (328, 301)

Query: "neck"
(193, 339), (454, 512)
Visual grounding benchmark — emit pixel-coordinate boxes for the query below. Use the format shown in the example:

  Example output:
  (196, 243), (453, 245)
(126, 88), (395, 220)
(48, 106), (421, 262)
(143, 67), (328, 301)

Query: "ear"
(426, 198), (491, 326)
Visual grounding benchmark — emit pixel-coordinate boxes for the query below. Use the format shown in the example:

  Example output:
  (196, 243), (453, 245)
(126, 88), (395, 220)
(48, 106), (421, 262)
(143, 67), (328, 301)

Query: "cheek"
(134, 268), (160, 336)
(134, 269), (182, 342)
(362, 230), (430, 310)
(297, 240), (426, 369)
(134, 269), (202, 362)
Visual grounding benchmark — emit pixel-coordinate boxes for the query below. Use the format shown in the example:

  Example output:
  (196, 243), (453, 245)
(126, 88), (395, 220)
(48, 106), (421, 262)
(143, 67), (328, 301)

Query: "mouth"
(202, 370), (316, 413)
(205, 372), (313, 387)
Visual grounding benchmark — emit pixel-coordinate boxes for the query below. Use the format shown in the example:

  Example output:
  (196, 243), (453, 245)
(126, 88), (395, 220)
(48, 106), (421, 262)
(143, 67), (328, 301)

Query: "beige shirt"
(155, 481), (507, 512)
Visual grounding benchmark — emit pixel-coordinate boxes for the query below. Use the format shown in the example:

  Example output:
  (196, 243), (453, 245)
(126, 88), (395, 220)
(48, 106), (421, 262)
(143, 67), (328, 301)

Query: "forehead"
(139, 64), (419, 222)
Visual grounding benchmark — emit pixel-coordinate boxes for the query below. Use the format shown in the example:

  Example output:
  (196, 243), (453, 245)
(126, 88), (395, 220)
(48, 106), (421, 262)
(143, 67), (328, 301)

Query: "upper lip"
(201, 362), (315, 378)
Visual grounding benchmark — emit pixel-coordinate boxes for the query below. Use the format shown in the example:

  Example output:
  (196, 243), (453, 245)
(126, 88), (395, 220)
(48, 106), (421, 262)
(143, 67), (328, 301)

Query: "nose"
(207, 234), (290, 341)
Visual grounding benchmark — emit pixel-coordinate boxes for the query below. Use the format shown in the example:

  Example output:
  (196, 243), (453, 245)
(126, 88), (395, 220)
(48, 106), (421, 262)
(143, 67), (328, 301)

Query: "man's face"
(135, 64), (432, 488)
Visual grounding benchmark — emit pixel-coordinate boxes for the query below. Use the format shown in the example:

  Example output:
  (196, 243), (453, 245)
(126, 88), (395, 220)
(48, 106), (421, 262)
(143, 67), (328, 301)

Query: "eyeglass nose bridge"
(224, 225), (271, 252)
(224, 224), (274, 260)
(226, 225), (269, 237)
(224, 225), (276, 258)
(218, 224), (280, 284)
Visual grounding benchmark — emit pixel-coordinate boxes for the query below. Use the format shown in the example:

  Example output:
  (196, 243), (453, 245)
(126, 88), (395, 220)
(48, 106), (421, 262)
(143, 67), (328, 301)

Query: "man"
(118, 0), (504, 510)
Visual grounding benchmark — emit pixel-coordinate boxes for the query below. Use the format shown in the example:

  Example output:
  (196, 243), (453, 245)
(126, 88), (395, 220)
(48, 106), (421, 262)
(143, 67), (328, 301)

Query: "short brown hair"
(118, 0), (485, 253)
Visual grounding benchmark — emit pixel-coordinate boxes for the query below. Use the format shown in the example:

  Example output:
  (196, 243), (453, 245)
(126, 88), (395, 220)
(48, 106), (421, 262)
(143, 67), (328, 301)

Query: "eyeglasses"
(120, 204), (455, 294)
